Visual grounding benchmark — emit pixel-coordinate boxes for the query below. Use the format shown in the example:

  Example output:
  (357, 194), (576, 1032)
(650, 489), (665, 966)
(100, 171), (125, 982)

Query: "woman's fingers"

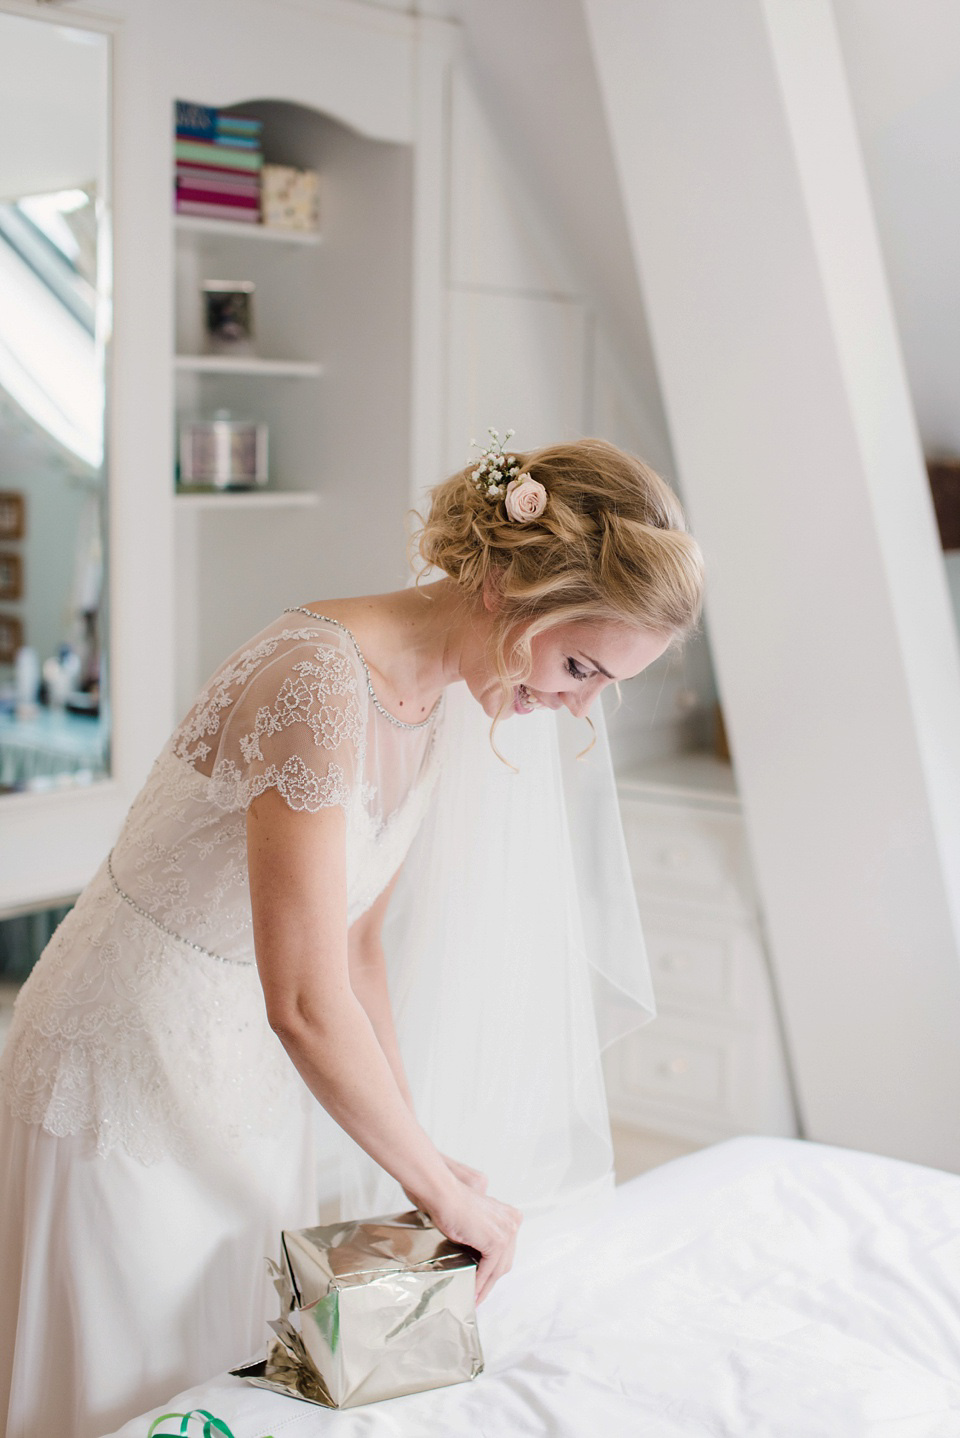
(476, 1226), (518, 1304)
(474, 1203), (521, 1303)
(429, 1182), (522, 1304)
(474, 1251), (496, 1303)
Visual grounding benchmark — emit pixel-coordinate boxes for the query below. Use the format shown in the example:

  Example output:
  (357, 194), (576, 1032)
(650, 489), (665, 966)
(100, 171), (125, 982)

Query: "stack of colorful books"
(174, 101), (263, 224)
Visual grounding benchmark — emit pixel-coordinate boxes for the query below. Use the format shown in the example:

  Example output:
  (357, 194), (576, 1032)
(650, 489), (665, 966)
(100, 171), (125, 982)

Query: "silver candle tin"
(178, 414), (268, 490)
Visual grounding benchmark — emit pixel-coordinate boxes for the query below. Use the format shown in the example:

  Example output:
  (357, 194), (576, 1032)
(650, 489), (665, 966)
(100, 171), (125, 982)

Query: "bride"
(0, 435), (702, 1438)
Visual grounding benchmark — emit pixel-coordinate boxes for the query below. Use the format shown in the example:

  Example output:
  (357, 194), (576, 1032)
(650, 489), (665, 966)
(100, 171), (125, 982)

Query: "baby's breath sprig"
(470, 427), (522, 500)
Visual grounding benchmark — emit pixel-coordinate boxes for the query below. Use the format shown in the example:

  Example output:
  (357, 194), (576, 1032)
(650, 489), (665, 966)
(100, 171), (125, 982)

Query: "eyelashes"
(565, 657), (591, 682)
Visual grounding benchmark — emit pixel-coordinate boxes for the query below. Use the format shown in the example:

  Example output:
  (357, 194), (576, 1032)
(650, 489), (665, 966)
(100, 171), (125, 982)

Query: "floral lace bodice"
(0, 612), (444, 1162)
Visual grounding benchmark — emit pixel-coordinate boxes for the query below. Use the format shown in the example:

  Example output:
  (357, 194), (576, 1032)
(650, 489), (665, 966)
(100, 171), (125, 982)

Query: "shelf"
(174, 214), (321, 246)
(617, 751), (738, 811)
(175, 489), (320, 511)
(174, 355), (322, 378)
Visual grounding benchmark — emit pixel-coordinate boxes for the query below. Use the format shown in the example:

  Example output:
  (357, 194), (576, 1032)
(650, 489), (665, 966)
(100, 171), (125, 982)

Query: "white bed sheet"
(106, 1137), (960, 1437)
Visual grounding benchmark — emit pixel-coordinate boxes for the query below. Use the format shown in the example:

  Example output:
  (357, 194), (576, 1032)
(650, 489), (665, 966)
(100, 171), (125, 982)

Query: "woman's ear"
(481, 570), (501, 613)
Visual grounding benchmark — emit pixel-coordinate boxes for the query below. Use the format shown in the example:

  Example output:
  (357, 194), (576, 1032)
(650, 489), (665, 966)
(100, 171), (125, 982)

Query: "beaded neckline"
(283, 607), (443, 732)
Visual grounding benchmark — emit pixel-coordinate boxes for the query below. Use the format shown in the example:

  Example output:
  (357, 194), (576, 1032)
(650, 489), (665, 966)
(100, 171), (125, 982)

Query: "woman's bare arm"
(347, 873), (415, 1108)
(246, 788), (519, 1298)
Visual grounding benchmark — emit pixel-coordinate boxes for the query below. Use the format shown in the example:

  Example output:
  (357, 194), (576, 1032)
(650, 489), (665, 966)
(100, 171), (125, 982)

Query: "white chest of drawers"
(607, 754), (798, 1144)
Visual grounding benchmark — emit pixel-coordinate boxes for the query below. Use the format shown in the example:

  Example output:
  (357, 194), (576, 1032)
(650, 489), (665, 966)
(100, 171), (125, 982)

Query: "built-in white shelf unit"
(174, 489), (320, 511)
(174, 355), (323, 378)
(173, 213), (321, 246)
(171, 96), (417, 719)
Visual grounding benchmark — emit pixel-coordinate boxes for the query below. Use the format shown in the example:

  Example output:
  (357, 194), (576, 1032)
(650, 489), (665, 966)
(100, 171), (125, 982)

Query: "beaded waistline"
(106, 850), (251, 967)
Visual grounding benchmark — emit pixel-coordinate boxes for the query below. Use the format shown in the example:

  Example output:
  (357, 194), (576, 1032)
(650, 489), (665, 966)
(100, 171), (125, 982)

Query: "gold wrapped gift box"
(232, 1210), (484, 1409)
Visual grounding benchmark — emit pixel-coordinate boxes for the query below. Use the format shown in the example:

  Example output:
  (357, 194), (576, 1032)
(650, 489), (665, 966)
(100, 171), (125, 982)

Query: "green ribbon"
(147, 1409), (273, 1438)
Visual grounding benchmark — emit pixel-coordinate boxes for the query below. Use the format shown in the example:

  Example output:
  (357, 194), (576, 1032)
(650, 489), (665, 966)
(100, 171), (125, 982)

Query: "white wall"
(443, 70), (589, 461)
(437, 0), (673, 470)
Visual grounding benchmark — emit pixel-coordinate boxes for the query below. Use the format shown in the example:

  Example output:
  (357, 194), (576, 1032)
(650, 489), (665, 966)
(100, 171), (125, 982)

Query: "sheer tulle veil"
(337, 678), (655, 1233)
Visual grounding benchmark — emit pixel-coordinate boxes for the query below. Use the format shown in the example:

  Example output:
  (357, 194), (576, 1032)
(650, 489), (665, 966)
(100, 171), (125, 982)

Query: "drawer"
(626, 1029), (724, 1104)
(605, 1010), (798, 1141)
(642, 911), (768, 1020)
(619, 800), (755, 914)
(622, 1020), (730, 1112)
(646, 921), (732, 1010)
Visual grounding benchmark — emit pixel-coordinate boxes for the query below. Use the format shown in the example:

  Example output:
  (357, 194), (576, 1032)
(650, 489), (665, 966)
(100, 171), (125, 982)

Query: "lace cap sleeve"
(174, 628), (366, 814)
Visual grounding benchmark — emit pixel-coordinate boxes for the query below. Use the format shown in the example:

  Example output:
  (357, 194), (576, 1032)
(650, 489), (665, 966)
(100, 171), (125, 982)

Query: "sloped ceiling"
(832, 0), (960, 454)
(435, 0), (673, 463)
(831, 0), (960, 137)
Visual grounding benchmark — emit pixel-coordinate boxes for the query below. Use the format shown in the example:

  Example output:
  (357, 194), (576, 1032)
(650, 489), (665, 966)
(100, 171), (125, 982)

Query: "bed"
(106, 1137), (960, 1436)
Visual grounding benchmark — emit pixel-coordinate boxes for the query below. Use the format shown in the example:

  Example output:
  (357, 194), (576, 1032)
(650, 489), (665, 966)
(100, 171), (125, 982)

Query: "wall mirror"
(0, 11), (110, 796)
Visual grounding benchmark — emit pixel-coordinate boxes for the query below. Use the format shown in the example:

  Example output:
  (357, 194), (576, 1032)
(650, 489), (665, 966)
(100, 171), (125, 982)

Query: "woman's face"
(473, 618), (673, 720)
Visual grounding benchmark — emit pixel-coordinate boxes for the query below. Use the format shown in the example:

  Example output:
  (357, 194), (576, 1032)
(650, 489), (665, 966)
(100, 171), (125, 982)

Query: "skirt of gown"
(0, 1101), (319, 1438)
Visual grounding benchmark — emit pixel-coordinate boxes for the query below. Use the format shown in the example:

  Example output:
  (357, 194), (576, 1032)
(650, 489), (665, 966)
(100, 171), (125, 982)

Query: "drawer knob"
(657, 1056), (690, 1078)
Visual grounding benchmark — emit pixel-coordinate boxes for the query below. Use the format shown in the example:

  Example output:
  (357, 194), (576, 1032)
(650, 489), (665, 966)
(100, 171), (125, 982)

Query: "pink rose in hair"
(504, 476), (548, 523)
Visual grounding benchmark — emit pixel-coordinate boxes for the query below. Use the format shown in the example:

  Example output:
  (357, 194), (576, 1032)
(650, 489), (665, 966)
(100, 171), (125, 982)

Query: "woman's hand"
(404, 1156), (488, 1209)
(419, 1180), (522, 1304)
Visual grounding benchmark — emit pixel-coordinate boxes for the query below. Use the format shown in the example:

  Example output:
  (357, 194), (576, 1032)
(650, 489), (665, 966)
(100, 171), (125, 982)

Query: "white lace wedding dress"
(0, 609), (445, 1438)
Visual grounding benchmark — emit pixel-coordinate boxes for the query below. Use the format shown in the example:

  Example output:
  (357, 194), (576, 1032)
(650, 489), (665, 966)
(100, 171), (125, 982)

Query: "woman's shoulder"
(171, 608), (368, 770)
(213, 608), (366, 691)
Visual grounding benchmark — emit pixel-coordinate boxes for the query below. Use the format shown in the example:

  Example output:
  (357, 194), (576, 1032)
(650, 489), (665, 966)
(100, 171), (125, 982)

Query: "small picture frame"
(0, 552), (22, 602)
(0, 491), (25, 541)
(0, 613), (23, 664)
(202, 280), (255, 353)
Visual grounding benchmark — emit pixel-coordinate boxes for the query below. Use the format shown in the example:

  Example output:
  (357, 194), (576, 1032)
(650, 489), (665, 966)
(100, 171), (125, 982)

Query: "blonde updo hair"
(414, 437), (704, 726)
